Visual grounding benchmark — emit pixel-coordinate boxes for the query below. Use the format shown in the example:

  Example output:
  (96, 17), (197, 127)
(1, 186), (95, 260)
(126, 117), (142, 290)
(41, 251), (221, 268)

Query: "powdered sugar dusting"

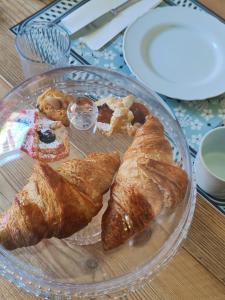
(39, 139), (62, 149)
(21, 128), (38, 159)
(14, 109), (70, 162)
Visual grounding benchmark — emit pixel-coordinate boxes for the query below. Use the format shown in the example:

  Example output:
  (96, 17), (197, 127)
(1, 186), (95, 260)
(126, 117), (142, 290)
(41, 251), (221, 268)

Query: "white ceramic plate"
(123, 7), (225, 100)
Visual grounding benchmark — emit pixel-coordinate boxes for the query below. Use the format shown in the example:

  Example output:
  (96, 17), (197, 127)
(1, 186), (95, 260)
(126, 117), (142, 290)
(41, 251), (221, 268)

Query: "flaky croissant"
(102, 116), (188, 250)
(0, 152), (120, 249)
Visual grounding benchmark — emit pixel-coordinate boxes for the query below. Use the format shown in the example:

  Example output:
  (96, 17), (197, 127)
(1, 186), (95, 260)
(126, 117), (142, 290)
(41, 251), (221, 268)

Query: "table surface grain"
(0, 0), (225, 299)
(197, 0), (225, 19)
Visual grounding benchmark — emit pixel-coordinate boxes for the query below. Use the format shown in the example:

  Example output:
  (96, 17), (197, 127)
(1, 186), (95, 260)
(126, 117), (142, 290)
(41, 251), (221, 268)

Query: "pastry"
(21, 111), (69, 162)
(96, 95), (150, 136)
(58, 152), (121, 201)
(37, 88), (74, 126)
(37, 88), (92, 127)
(0, 152), (120, 249)
(101, 115), (188, 250)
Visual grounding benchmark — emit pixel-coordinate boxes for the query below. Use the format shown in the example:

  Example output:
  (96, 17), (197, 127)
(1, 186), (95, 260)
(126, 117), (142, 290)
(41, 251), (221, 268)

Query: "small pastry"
(37, 88), (75, 126)
(37, 88), (94, 127)
(95, 95), (150, 136)
(19, 110), (69, 162)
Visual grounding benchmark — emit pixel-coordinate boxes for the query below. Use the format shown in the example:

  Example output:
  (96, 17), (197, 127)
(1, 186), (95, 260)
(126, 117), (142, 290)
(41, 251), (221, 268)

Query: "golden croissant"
(102, 116), (188, 250)
(0, 152), (120, 249)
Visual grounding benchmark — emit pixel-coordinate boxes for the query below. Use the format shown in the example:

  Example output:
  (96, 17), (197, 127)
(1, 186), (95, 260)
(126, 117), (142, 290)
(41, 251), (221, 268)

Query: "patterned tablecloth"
(10, 0), (225, 213)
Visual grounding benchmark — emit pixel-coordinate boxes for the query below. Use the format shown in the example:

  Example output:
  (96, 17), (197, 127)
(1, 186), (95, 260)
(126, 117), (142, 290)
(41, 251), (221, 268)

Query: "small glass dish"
(0, 66), (195, 299)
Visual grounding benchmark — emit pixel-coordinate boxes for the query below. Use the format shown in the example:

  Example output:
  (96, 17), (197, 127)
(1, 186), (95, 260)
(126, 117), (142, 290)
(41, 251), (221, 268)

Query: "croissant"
(58, 152), (120, 201)
(102, 115), (188, 250)
(0, 152), (120, 249)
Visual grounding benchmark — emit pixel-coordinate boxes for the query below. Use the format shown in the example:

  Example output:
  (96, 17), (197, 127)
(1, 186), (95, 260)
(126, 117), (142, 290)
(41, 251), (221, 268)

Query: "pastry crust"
(58, 152), (121, 201)
(37, 88), (75, 126)
(101, 115), (188, 250)
(0, 152), (120, 249)
(96, 95), (149, 136)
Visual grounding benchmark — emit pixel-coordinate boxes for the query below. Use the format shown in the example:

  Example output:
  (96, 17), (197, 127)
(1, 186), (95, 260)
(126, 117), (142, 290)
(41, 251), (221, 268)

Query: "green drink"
(204, 152), (225, 181)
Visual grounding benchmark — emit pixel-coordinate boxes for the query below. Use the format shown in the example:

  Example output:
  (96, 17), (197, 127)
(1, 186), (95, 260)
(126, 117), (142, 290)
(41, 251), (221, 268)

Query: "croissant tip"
(101, 236), (121, 251)
(102, 243), (114, 251)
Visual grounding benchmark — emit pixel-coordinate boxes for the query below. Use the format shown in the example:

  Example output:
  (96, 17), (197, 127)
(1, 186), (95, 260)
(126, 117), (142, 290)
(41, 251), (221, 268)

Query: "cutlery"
(80, 0), (161, 50)
(86, 0), (141, 31)
(60, 0), (127, 34)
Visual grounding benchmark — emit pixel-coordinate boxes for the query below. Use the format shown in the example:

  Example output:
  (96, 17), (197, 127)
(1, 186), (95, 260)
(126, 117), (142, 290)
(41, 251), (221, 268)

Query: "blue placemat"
(10, 0), (225, 213)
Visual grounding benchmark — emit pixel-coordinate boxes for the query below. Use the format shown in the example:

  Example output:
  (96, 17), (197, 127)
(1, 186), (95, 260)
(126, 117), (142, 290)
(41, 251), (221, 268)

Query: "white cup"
(195, 127), (225, 199)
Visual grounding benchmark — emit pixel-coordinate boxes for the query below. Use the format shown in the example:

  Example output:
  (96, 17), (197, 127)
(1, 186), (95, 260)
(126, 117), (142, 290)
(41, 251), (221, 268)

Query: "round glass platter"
(0, 66), (195, 299)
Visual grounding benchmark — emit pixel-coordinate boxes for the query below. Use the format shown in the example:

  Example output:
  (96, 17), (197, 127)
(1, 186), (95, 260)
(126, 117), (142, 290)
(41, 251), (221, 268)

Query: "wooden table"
(197, 0), (225, 20)
(0, 0), (225, 299)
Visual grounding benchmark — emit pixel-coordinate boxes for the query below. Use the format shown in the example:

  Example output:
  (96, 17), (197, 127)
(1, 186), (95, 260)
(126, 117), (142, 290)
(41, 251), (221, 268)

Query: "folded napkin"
(60, 0), (127, 34)
(80, 0), (162, 50)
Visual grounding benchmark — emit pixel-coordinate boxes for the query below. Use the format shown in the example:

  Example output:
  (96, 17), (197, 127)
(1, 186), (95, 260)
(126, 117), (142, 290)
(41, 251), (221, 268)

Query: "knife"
(81, 0), (161, 50)
(60, 0), (127, 35)
(85, 0), (141, 31)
